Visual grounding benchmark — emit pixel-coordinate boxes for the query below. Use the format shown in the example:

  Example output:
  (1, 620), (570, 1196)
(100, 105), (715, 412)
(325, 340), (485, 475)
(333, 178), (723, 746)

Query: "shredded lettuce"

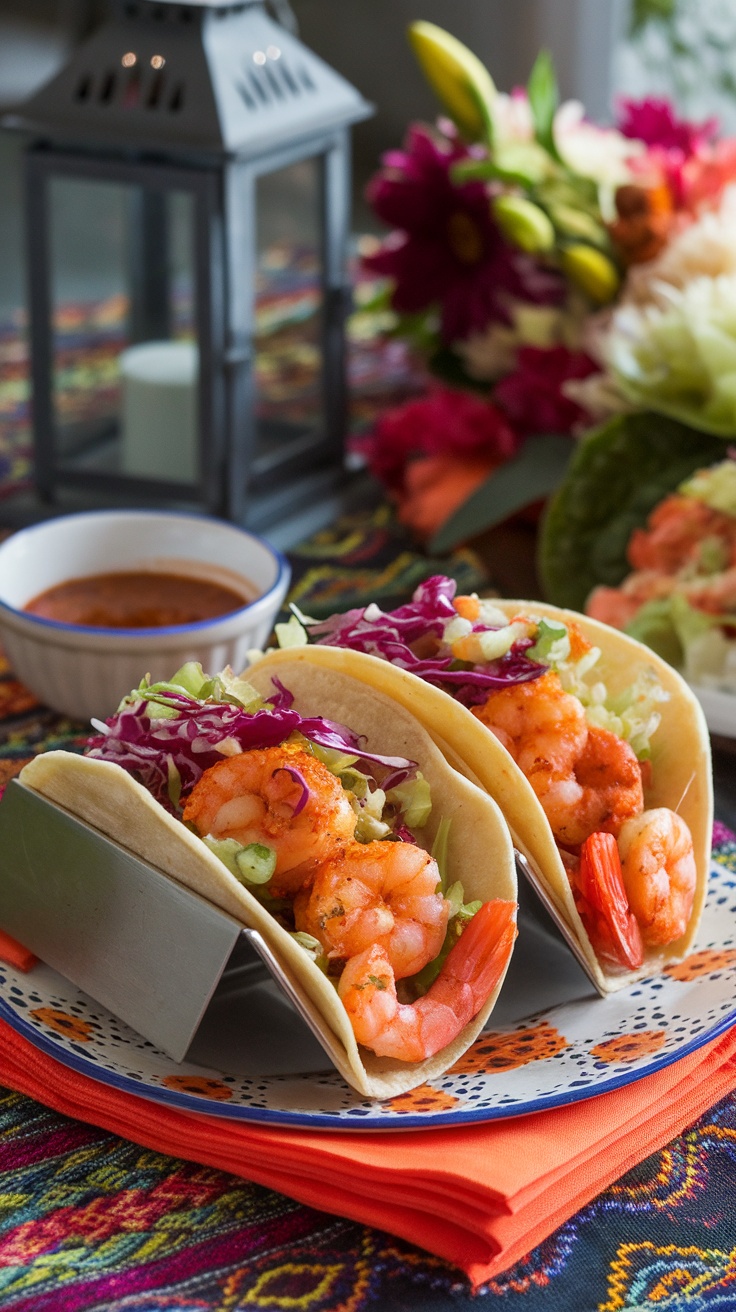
(406, 832), (484, 998)
(583, 668), (669, 759)
(290, 931), (329, 972)
(385, 773), (432, 831)
(274, 614), (309, 649)
(431, 817), (452, 894)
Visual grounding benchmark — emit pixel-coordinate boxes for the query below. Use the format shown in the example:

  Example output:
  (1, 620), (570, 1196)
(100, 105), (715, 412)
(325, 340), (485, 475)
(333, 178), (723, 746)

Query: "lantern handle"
(265, 0), (298, 35)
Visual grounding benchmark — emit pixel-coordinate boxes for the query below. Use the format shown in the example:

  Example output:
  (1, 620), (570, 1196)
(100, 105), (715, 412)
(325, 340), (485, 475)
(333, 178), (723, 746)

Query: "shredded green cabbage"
(290, 931), (329, 972)
(386, 773), (432, 830)
(274, 614), (309, 649)
(532, 617), (669, 759)
(123, 662), (263, 717)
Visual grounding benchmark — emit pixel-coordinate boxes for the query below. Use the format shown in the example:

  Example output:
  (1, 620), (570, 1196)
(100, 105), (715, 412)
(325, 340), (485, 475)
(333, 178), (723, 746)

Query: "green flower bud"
(561, 244), (620, 303)
(548, 204), (607, 247)
(493, 195), (555, 253)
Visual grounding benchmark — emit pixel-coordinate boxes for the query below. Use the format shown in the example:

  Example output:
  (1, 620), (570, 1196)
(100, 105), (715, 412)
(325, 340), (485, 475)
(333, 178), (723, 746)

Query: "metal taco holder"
(513, 849), (607, 998)
(0, 779), (603, 1074)
(0, 778), (336, 1075)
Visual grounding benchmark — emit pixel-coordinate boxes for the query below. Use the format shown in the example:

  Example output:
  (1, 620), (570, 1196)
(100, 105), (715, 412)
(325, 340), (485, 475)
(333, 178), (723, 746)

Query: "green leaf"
(537, 412), (726, 612)
(527, 50), (560, 160)
(427, 345), (490, 394)
(429, 434), (574, 554)
(450, 157), (499, 184)
(629, 0), (676, 35)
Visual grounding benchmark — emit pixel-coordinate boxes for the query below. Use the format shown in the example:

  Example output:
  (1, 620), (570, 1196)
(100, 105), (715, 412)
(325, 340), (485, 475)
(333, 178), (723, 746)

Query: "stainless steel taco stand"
(0, 778), (334, 1074)
(512, 849), (607, 999)
(0, 779), (602, 1075)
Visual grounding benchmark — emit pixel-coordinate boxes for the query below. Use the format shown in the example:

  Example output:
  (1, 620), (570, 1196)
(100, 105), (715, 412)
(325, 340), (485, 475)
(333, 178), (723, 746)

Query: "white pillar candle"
(119, 340), (199, 482)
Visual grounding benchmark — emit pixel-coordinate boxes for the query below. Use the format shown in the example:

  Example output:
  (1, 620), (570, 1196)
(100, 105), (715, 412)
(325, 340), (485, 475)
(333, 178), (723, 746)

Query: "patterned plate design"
(1, 845), (736, 1131)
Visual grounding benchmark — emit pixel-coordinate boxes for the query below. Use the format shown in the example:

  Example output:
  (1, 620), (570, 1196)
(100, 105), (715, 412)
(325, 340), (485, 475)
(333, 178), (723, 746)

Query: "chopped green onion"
(236, 843), (277, 885)
(202, 836), (276, 886)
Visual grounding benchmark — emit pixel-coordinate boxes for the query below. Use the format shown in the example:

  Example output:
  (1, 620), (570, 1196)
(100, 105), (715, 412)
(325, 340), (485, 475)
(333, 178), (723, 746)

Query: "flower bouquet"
(359, 20), (736, 570)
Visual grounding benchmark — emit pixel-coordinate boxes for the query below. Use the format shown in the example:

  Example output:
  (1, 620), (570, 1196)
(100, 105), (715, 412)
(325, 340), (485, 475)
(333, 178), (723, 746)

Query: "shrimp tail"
(426, 898), (518, 1020)
(339, 898), (517, 1062)
(576, 831), (644, 972)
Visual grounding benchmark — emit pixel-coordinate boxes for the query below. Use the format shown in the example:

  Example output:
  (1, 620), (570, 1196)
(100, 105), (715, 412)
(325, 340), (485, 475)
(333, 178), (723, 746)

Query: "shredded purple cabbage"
(272, 765), (310, 817)
(86, 681), (416, 810)
(308, 575), (545, 701)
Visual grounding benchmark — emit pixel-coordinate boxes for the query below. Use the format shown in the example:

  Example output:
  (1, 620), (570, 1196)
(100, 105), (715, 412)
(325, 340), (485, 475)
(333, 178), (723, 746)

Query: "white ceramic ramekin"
(0, 510), (290, 724)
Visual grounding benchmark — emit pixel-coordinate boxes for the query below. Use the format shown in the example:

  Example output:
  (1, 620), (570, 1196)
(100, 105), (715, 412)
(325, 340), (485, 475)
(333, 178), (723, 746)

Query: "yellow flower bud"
(493, 195), (555, 253)
(561, 244), (620, 303)
(408, 21), (497, 141)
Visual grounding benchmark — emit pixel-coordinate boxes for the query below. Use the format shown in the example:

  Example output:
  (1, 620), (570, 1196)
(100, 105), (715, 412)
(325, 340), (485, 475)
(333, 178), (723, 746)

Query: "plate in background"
(691, 684), (736, 740)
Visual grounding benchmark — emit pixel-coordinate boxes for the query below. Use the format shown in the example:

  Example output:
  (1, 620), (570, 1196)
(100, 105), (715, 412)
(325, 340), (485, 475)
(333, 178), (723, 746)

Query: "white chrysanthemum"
(604, 271), (736, 434)
(553, 101), (644, 187)
(562, 371), (632, 424)
(623, 186), (736, 306)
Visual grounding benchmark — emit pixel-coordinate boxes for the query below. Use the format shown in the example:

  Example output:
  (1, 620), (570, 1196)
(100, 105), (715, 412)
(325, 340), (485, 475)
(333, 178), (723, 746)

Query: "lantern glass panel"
(253, 156), (325, 483)
(48, 175), (200, 484)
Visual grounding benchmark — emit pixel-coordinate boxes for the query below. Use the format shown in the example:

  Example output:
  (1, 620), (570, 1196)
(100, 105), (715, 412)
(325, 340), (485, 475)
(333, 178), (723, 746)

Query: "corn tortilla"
(20, 662), (517, 1099)
(256, 606), (712, 993)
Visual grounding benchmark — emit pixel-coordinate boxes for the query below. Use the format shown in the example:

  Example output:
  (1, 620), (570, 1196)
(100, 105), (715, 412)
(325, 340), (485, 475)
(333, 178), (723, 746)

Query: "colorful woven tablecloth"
(0, 505), (735, 1311)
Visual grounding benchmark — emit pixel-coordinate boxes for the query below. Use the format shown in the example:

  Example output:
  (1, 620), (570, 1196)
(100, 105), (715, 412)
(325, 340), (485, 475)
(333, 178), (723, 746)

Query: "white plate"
(691, 683), (736, 739)
(2, 842), (735, 1130)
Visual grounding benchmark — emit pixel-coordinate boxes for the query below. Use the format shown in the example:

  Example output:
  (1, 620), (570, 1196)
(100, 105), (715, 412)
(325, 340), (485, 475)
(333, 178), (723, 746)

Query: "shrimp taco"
(275, 578), (713, 993)
(19, 657), (517, 1100)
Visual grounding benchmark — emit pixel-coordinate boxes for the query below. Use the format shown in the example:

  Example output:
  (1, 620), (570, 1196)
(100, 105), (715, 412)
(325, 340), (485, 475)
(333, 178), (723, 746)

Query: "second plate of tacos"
(18, 656), (517, 1100)
(275, 578), (713, 994)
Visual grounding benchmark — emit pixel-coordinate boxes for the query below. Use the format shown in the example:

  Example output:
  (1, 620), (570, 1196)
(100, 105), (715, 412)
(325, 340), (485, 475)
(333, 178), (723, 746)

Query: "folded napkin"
(2, 1016), (735, 1287)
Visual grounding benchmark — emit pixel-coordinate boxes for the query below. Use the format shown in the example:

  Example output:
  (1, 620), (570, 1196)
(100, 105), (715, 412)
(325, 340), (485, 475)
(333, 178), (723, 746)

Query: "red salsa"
(24, 570), (256, 629)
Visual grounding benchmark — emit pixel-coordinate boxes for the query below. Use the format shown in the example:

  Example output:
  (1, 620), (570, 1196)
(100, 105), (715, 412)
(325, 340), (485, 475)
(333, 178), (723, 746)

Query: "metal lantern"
(4, 0), (371, 530)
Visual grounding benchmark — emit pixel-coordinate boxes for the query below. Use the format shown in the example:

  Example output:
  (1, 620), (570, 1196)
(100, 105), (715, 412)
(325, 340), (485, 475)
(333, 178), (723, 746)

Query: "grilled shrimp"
(539, 725), (644, 847)
(182, 744), (356, 897)
(474, 670), (588, 782)
(618, 807), (696, 947)
(574, 806), (697, 972)
(183, 742), (517, 1062)
(338, 899), (518, 1061)
(475, 674), (643, 847)
(294, 839), (450, 979)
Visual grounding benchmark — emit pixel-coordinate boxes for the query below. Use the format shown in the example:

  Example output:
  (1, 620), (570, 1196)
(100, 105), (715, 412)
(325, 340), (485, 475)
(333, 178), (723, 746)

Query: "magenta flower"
(493, 346), (598, 436)
(617, 97), (731, 210)
(617, 97), (718, 155)
(367, 385), (519, 494)
(363, 123), (562, 342)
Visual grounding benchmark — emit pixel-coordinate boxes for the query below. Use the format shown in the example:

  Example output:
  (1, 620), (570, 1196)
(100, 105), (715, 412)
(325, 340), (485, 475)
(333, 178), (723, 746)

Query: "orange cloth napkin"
(2, 1017), (736, 1287)
(0, 930), (37, 972)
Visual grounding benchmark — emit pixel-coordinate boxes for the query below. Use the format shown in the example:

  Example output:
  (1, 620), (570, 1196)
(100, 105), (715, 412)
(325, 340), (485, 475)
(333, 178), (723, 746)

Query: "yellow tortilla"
(20, 662), (517, 1099)
(254, 607), (712, 993)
